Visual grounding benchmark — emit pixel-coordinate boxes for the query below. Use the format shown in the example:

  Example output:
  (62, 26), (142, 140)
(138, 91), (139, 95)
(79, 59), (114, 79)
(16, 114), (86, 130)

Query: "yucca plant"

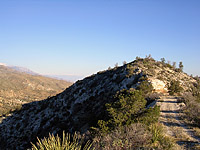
(31, 131), (93, 150)
(150, 123), (162, 143)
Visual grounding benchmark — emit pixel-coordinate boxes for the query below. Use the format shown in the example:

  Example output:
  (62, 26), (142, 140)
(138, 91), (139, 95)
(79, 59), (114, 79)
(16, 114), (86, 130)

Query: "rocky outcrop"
(149, 78), (168, 93)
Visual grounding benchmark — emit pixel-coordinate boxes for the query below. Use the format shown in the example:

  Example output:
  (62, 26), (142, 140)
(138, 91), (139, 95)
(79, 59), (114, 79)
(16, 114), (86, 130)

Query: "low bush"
(138, 105), (160, 125)
(92, 123), (152, 149)
(168, 80), (183, 95)
(182, 92), (200, 127)
(136, 80), (154, 96)
(126, 64), (138, 77)
(146, 92), (161, 105)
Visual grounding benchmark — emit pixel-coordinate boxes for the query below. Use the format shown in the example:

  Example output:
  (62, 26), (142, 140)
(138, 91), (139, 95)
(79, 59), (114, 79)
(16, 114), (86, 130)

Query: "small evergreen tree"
(160, 58), (165, 64)
(136, 80), (154, 96)
(168, 80), (183, 95)
(97, 89), (147, 133)
(179, 61), (183, 72)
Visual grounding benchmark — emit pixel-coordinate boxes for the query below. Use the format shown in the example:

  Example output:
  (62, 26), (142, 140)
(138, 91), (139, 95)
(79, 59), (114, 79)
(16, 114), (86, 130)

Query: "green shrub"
(138, 105), (160, 125)
(96, 86), (159, 134)
(97, 89), (147, 133)
(146, 92), (161, 103)
(126, 64), (137, 77)
(168, 80), (183, 95)
(165, 63), (173, 69)
(136, 80), (154, 96)
(31, 132), (93, 150)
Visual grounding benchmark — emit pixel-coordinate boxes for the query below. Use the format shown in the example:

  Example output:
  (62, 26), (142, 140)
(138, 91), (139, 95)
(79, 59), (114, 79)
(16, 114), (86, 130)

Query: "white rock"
(149, 78), (168, 93)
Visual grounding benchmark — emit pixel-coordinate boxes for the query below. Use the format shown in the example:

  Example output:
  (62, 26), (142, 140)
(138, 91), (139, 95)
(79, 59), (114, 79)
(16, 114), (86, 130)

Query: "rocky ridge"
(0, 57), (197, 149)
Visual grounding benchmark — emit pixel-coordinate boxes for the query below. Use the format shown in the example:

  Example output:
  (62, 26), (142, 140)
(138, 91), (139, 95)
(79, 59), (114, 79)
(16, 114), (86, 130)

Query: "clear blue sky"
(0, 0), (200, 76)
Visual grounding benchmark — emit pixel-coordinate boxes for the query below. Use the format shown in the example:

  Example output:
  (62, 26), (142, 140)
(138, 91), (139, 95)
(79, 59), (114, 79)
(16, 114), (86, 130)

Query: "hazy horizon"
(1, 0), (200, 76)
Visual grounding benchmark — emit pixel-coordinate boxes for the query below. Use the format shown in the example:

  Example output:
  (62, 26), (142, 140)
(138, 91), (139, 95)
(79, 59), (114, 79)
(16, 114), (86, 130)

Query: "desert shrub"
(97, 89), (147, 133)
(136, 80), (154, 96)
(158, 135), (174, 150)
(92, 123), (152, 149)
(146, 92), (161, 105)
(165, 63), (173, 69)
(126, 64), (138, 77)
(146, 92), (161, 100)
(96, 86), (159, 134)
(138, 105), (160, 125)
(168, 80), (183, 95)
(182, 92), (200, 127)
(175, 68), (182, 72)
(191, 78), (200, 101)
(31, 132), (93, 150)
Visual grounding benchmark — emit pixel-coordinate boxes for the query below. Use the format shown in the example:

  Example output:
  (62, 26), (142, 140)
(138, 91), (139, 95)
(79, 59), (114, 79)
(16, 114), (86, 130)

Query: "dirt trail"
(157, 96), (200, 150)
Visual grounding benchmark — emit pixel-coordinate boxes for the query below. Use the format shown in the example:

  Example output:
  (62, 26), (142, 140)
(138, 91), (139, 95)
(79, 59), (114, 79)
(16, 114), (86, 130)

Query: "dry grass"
(92, 123), (152, 149)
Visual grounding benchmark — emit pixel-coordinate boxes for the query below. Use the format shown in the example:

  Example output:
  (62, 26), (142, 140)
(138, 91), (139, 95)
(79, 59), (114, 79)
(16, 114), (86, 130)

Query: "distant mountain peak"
(8, 65), (39, 75)
(0, 63), (38, 75)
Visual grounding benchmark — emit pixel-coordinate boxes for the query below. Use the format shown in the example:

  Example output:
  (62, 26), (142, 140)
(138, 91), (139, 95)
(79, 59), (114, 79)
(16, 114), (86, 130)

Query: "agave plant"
(31, 131), (93, 150)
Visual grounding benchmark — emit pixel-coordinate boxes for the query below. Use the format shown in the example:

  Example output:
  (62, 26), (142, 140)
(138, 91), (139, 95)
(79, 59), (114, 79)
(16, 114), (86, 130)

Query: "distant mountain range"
(0, 63), (83, 82)
(9, 66), (39, 75)
(0, 63), (38, 75)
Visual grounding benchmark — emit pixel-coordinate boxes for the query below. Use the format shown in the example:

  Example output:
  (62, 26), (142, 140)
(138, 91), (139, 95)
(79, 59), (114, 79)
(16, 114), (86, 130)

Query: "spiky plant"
(31, 131), (93, 150)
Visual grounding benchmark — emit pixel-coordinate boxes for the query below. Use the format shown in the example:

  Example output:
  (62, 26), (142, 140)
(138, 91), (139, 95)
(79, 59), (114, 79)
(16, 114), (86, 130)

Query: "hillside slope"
(0, 65), (72, 115)
(0, 57), (198, 149)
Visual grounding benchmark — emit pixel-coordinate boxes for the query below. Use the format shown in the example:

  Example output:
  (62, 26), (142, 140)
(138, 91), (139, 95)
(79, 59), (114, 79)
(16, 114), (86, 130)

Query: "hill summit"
(0, 56), (198, 149)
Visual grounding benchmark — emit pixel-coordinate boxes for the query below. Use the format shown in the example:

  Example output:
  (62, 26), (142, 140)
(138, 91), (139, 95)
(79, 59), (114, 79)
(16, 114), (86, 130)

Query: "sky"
(0, 0), (200, 77)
